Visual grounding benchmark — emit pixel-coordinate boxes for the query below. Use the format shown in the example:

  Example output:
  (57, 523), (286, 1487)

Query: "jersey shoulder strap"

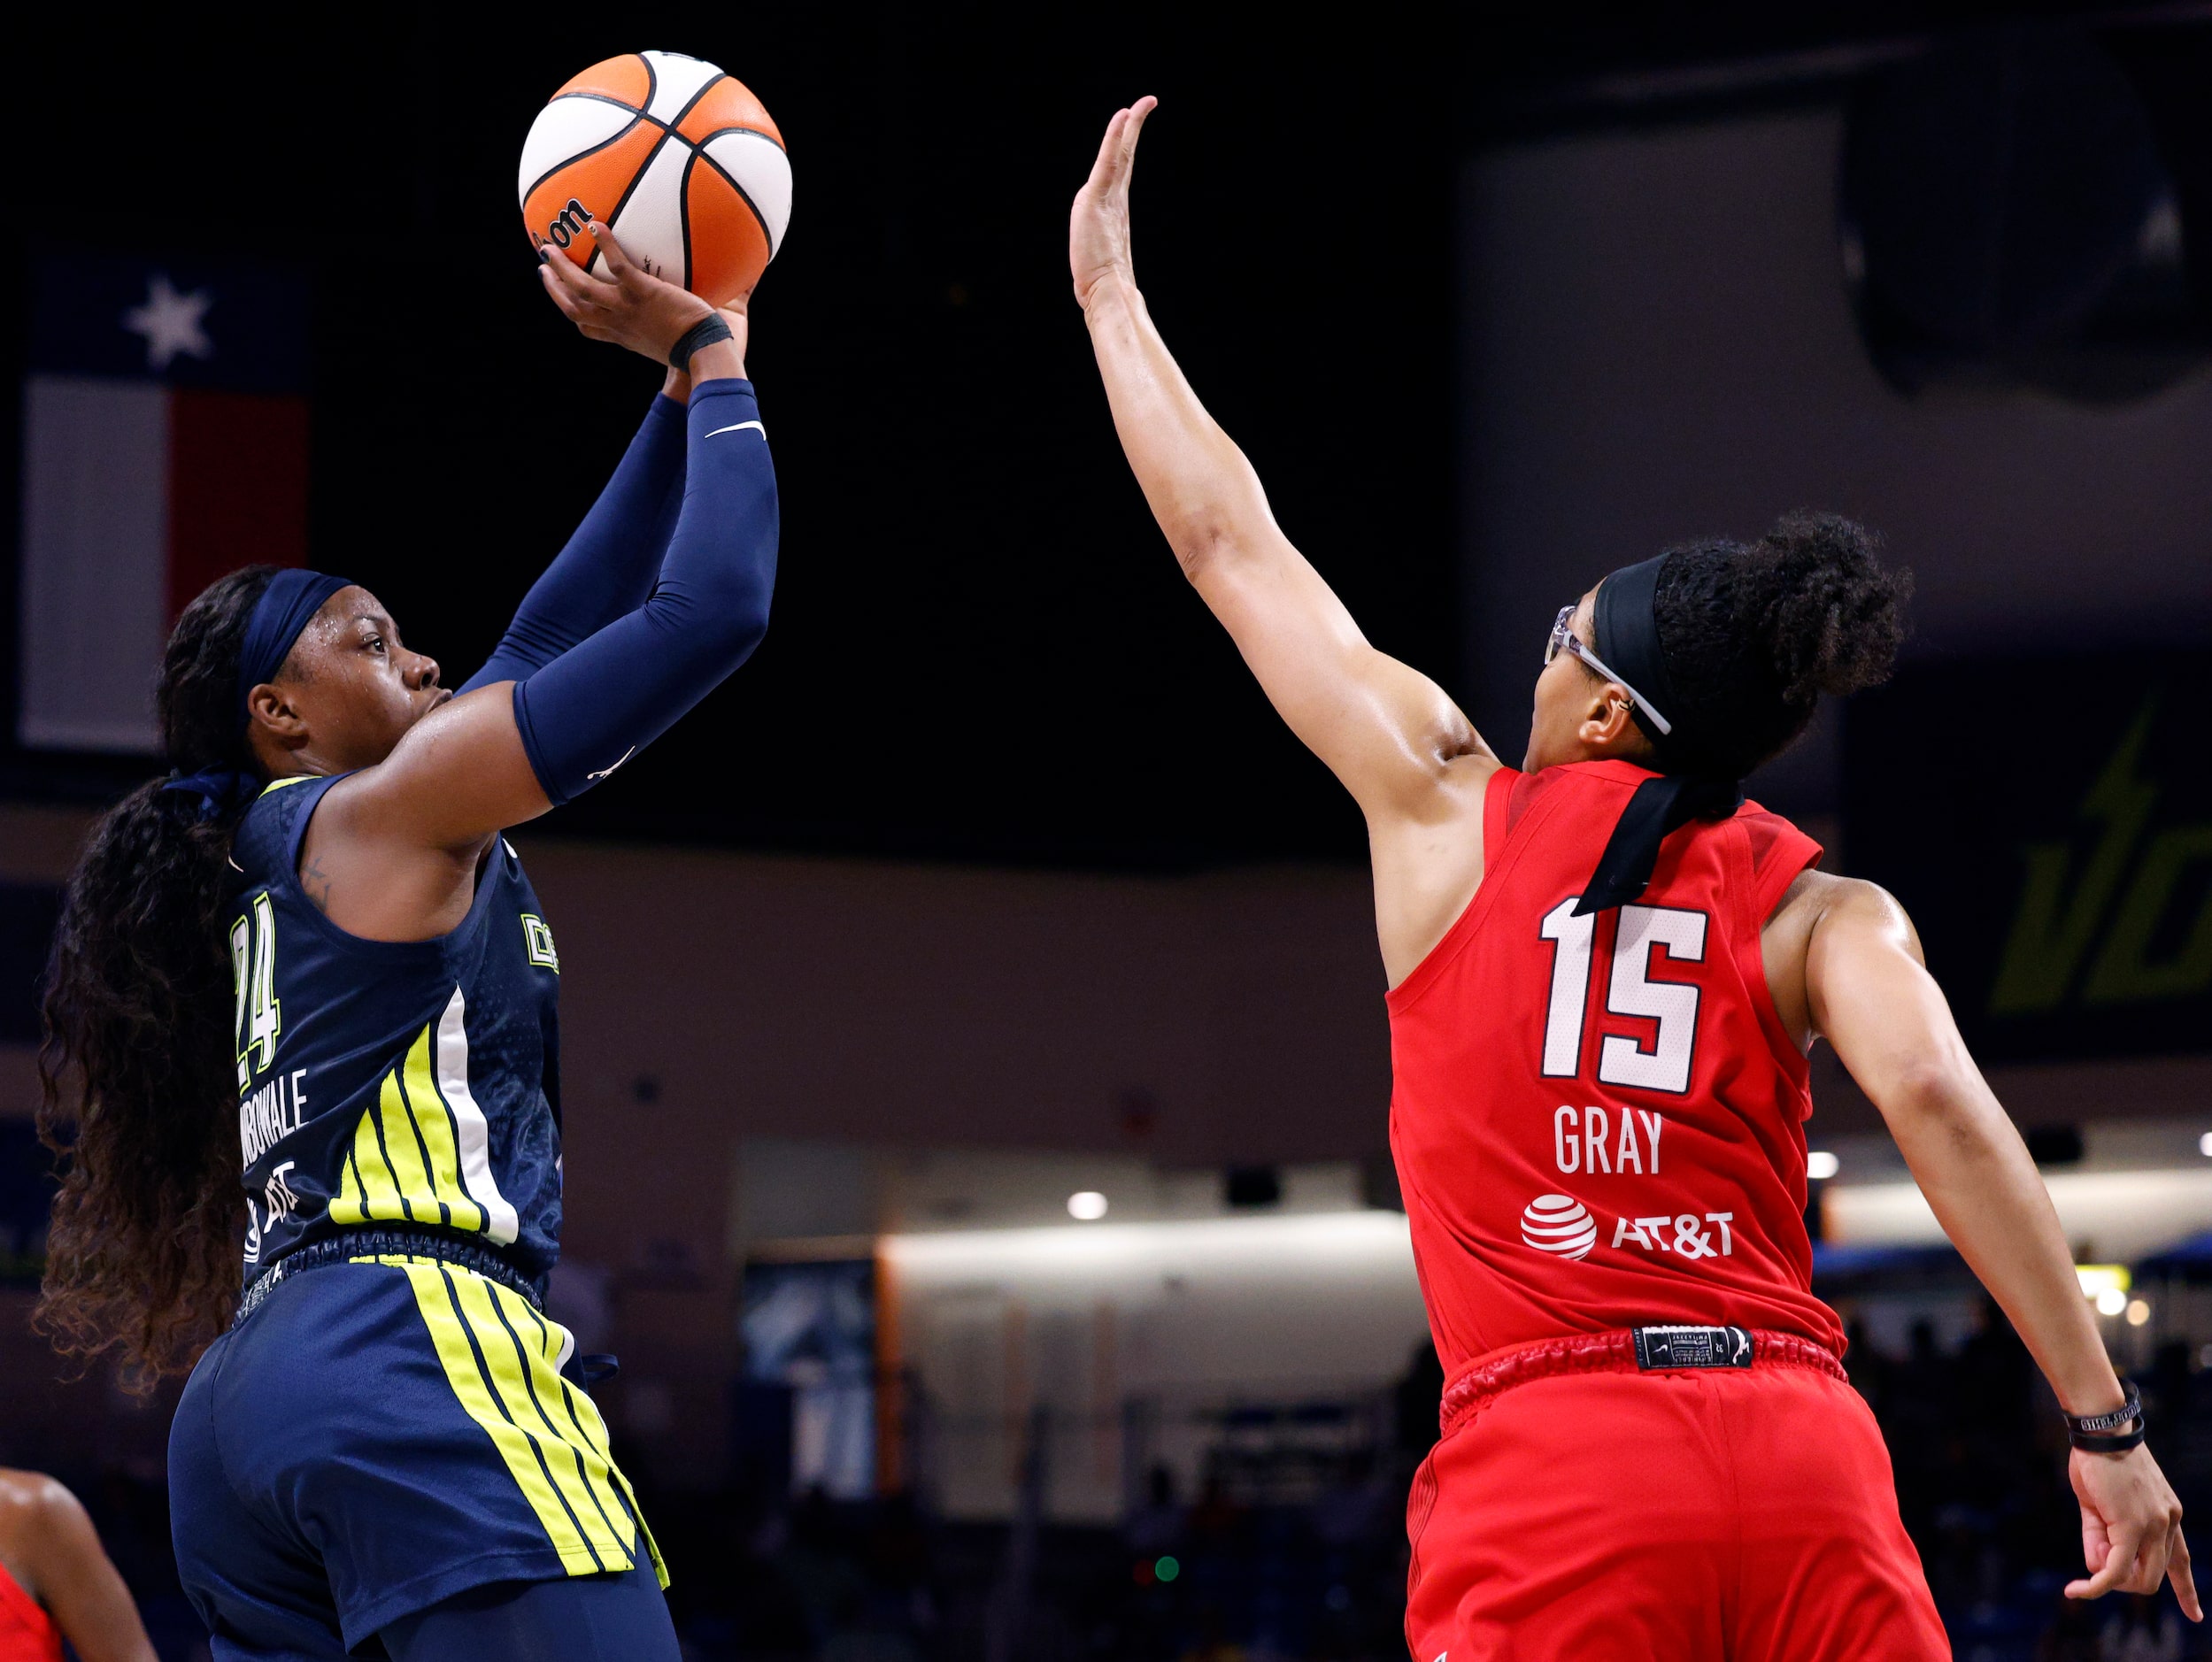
(1484, 765), (1822, 929)
(1734, 803), (1824, 924)
(230, 773), (342, 891)
(1484, 761), (1618, 857)
(1483, 759), (1652, 875)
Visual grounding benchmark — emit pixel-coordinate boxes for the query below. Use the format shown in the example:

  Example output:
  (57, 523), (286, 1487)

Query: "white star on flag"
(121, 273), (214, 372)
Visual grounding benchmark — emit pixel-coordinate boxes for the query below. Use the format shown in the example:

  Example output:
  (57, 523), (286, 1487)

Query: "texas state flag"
(19, 253), (310, 752)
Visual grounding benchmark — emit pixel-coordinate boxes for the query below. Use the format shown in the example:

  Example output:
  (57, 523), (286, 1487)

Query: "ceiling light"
(2126, 1299), (2151, 1327)
(1067, 1190), (1108, 1221)
(1807, 1150), (1840, 1181)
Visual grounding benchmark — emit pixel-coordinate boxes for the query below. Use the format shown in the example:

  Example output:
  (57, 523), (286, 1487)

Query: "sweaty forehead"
(282, 586), (385, 671)
(315, 586), (387, 634)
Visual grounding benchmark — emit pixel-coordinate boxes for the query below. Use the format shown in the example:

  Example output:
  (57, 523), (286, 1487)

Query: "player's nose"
(409, 651), (442, 691)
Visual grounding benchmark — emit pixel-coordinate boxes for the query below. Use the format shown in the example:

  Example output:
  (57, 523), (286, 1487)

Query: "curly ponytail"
(36, 566), (279, 1383)
(1652, 512), (1913, 779)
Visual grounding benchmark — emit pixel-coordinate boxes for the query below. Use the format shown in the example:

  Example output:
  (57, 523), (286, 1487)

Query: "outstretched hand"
(1070, 96), (1157, 311)
(538, 220), (750, 369)
(2068, 1443), (2200, 1618)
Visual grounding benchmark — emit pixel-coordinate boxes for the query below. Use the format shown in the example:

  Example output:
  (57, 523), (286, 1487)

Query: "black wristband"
(2065, 1379), (2146, 1452)
(669, 312), (733, 373)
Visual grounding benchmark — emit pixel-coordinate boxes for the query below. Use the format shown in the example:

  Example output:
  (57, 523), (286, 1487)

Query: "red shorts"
(1405, 1332), (1949, 1661)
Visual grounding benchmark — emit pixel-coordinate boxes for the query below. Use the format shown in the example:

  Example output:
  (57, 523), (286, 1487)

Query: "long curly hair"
(36, 566), (278, 1384)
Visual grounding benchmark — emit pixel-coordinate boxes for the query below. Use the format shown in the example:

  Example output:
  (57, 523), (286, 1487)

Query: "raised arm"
(1071, 101), (1492, 824)
(301, 227), (775, 937)
(1801, 874), (2198, 1616)
(461, 369), (692, 693)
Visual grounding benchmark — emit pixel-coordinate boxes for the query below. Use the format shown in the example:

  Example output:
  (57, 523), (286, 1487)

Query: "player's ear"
(245, 682), (310, 743)
(1576, 683), (1639, 753)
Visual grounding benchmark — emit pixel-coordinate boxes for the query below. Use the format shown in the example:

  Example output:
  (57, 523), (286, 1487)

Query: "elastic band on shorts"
(1437, 1327), (1846, 1440)
(237, 1227), (546, 1325)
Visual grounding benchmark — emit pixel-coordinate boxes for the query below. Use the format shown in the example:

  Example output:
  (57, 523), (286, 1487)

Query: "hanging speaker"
(1840, 25), (2208, 402)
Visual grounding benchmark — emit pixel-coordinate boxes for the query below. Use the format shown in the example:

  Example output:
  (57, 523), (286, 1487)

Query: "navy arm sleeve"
(461, 395), (688, 693)
(507, 379), (776, 804)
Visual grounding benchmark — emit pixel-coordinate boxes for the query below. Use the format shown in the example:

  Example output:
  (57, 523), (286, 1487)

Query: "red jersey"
(1387, 759), (1843, 1379)
(0, 1561), (61, 1662)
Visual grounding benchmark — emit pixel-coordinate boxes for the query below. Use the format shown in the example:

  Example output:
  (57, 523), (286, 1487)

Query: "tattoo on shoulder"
(303, 852), (334, 916)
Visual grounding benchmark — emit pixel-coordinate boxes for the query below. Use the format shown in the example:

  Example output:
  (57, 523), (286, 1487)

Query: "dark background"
(4, 4), (1469, 867)
(4, 1), (2166, 868)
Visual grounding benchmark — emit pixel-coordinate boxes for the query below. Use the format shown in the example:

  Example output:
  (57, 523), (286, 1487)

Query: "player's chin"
(395, 688), (454, 740)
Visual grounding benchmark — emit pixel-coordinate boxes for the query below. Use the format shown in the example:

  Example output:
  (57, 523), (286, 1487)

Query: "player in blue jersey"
(35, 228), (770, 1661)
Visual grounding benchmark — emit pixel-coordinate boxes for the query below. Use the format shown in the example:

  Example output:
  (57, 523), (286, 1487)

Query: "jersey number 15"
(1538, 899), (1707, 1095)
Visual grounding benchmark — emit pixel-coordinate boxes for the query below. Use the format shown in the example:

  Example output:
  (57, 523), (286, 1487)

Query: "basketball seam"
(549, 90), (665, 124)
(591, 128), (682, 281)
(664, 70), (728, 135)
(521, 108), (659, 212)
(691, 142), (776, 258)
(691, 123), (787, 157)
(678, 148), (697, 294)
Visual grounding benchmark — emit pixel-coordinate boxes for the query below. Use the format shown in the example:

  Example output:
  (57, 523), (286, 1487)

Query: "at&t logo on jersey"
(1520, 1194), (1598, 1260)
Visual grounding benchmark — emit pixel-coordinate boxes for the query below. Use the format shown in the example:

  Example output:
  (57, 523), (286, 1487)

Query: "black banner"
(1845, 651), (2212, 1066)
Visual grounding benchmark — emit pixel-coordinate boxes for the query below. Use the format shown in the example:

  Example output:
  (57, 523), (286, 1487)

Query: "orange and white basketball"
(518, 51), (790, 308)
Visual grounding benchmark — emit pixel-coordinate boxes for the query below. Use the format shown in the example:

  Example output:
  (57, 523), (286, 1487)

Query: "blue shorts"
(170, 1255), (665, 1659)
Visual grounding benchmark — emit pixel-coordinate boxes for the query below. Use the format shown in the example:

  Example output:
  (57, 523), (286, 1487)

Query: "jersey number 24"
(229, 892), (281, 1094)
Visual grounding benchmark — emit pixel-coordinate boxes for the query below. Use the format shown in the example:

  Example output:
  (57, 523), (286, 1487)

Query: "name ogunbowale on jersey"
(227, 774), (564, 1281)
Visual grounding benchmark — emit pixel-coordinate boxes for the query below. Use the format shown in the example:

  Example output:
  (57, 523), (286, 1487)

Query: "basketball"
(518, 50), (791, 309)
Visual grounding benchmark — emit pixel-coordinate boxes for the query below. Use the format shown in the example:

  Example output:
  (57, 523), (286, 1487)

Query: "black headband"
(1576, 555), (1743, 916)
(1592, 554), (1691, 769)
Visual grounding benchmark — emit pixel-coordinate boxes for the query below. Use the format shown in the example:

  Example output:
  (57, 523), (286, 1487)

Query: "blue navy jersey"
(227, 774), (563, 1285)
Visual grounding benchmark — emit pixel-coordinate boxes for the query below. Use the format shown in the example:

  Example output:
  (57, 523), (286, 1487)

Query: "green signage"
(1847, 657), (2212, 1064)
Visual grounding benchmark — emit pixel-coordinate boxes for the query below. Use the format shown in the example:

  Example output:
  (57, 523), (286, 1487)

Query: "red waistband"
(1437, 1327), (1847, 1440)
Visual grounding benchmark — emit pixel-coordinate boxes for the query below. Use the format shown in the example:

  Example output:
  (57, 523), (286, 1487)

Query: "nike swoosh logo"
(705, 419), (765, 440)
(586, 745), (637, 782)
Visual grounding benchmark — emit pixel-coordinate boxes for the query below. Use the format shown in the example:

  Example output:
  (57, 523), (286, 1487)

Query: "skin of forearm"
(686, 335), (745, 384)
(1813, 896), (2127, 1419)
(1878, 1070), (2123, 1417)
(1083, 277), (1273, 573)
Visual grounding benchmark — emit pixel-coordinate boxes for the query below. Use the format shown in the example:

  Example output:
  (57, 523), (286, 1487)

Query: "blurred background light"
(2077, 1265), (2132, 1300)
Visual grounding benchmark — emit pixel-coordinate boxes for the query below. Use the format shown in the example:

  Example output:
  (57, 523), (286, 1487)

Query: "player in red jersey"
(0, 1469), (156, 1662)
(1070, 99), (2197, 1659)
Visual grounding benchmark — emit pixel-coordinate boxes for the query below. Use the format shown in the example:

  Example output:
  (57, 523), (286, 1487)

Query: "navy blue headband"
(1576, 554), (1743, 916)
(236, 569), (354, 734)
(159, 568), (352, 823)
